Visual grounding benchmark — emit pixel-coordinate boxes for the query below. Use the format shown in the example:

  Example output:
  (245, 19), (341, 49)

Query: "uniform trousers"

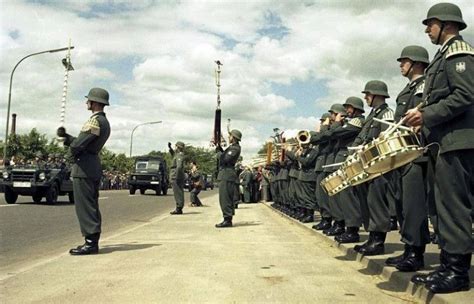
(366, 173), (393, 232)
(172, 179), (184, 208)
(190, 187), (202, 205)
(219, 180), (236, 217)
(316, 172), (331, 218)
(297, 180), (316, 210)
(73, 177), (101, 238)
(335, 187), (362, 227)
(435, 150), (474, 254)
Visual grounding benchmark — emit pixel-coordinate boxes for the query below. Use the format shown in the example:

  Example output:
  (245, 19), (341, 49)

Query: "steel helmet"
(175, 141), (185, 149)
(230, 129), (242, 141)
(422, 3), (467, 30)
(85, 87), (110, 106)
(397, 45), (430, 64)
(343, 96), (365, 112)
(361, 80), (390, 98)
(320, 113), (331, 121)
(329, 103), (347, 115)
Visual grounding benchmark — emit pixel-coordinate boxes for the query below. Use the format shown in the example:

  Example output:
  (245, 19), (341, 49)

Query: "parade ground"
(1, 190), (472, 303)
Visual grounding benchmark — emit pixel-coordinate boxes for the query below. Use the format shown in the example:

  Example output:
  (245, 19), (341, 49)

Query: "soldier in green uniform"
(57, 87), (111, 255)
(189, 161), (203, 207)
(405, 3), (473, 293)
(215, 129), (242, 228)
(352, 80), (395, 256)
(169, 141), (185, 214)
(385, 46), (431, 272)
(329, 98), (365, 240)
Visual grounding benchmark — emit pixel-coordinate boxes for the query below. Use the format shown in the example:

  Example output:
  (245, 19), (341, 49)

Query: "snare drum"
(320, 169), (349, 196)
(360, 130), (423, 174)
(341, 153), (380, 186)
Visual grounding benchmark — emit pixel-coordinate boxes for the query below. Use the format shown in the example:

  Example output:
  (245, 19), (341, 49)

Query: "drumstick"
(380, 102), (426, 137)
(322, 162), (344, 168)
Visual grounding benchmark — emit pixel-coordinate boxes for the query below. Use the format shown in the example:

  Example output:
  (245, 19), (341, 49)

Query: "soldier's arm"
(297, 148), (318, 166)
(423, 55), (474, 127)
(330, 120), (362, 139)
(69, 117), (100, 155)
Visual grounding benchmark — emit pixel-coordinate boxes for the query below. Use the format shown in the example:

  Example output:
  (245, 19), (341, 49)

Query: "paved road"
(0, 189), (217, 275)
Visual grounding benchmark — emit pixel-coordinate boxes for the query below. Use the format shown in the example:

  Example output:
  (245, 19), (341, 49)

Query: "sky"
(1, 0), (473, 163)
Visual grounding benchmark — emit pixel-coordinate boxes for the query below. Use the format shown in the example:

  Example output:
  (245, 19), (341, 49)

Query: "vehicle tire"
(155, 187), (161, 196)
(45, 184), (59, 205)
(5, 187), (18, 204)
(140, 188), (146, 195)
(129, 186), (136, 195)
(32, 194), (42, 203)
(68, 192), (75, 204)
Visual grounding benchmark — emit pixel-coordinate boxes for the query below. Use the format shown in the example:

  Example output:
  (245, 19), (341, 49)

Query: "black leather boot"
(297, 208), (308, 221)
(396, 245), (425, 272)
(170, 207), (183, 215)
(312, 217), (332, 230)
(411, 249), (449, 284)
(335, 227), (360, 243)
(326, 220), (345, 236)
(358, 231), (386, 256)
(215, 216), (233, 228)
(427, 253), (471, 293)
(390, 216), (398, 231)
(386, 244), (411, 267)
(301, 209), (314, 223)
(69, 234), (99, 255)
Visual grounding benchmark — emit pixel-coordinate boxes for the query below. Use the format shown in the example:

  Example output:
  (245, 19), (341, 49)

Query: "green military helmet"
(85, 87), (110, 106)
(422, 2), (467, 30)
(362, 80), (390, 98)
(229, 129), (242, 141)
(320, 112), (331, 121)
(329, 103), (347, 115)
(343, 96), (365, 112)
(397, 45), (430, 64)
(175, 141), (185, 149)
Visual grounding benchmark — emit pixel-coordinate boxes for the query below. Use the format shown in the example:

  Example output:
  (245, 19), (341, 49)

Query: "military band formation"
(52, 2), (471, 296)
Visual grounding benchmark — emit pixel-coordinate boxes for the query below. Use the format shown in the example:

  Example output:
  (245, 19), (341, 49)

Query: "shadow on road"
(233, 221), (262, 227)
(100, 243), (161, 254)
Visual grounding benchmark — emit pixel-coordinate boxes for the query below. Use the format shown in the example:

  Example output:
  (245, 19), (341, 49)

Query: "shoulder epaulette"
(348, 117), (363, 128)
(381, 108), (394, 122)
(414, 80), (425, 96)
(81, 116), (100, 136)
(446, 40), (474, 59)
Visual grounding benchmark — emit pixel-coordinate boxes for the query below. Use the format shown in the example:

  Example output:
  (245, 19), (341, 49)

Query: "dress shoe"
(312, 218), (332, 230)
(335, 227), (360, 243)
(170, 208), (183, 215)
(69, 242), (99, 255)
(426, 253), (471, 294)
(357, 232), (386, 256)
(215, 217), (233, 228)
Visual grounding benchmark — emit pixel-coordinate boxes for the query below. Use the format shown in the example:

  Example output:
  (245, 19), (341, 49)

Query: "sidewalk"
(263, 202), (473, 304)
(0, 194), (470, 303)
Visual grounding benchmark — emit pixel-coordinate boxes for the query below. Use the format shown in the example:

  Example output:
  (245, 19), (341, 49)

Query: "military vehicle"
(1, 165), (73, 204)
(128, 156), (169, 195)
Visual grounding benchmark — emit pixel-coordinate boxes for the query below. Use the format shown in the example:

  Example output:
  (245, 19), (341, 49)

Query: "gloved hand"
(57, 127), (66, 137)
(168, 142), (172, 149)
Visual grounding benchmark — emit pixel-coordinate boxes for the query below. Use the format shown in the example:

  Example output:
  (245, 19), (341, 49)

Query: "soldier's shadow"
(233, 221), (262, 227)
(99, 243), (161, 254)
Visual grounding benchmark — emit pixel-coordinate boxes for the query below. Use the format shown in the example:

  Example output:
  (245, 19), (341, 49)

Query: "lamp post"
(3, 46), (75, 161)
(130, 121), (162, 157)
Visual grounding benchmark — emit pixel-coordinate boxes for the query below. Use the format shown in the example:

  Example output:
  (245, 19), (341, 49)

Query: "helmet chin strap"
(406, 62), (414, 78)
(436, 22), (445, 45)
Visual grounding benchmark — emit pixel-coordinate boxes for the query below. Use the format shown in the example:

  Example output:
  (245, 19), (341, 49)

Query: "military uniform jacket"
(217, 143), (241, 182)
(169, 150), (185, 181)
(311, 126), (329, 172)
(288, 148), (318, 181)
(421, 36), (474, 154)
(286, 156), (300, 179)
(353, 103), (394, 147)
(65, 112), (111, 180)
(332, 116), (365, 163)
(318, 124), (339, 172)
(395, 76), (425, 122)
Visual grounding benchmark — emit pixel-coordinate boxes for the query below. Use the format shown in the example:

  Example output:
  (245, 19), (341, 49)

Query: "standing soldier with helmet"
(215, 129), (242, 228)
(405, 2), (473, 293)
(352, 80), (395, 256)
(385, 45), (431, 272)
(331, 97), (365, 242)
(169, 141), (186, 215)
(57, 87), (111, 255)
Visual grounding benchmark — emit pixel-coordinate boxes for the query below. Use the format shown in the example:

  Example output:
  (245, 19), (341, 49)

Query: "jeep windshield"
(135, 160), (161, 171)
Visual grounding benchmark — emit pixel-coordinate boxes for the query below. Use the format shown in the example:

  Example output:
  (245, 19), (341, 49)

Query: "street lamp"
(129, 121), (163, 157)
(3, 46), (75, 161)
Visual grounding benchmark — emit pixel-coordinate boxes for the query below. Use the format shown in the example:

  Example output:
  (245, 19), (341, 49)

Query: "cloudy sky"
(1, 0), (473, 162)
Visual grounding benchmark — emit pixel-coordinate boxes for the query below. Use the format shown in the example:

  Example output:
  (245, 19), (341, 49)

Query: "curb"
(262, 202), (464, 304)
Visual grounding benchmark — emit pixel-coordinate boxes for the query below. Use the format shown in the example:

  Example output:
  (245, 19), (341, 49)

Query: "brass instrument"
(274, 129), (311, 149)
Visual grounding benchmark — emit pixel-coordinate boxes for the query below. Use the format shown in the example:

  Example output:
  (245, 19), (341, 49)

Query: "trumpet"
(275, 129), (311, 147)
